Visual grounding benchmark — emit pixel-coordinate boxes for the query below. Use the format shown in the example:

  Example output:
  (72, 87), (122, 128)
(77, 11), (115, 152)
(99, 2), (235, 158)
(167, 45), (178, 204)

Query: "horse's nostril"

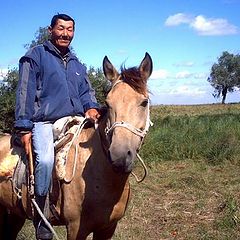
(127, 150), (132, 157)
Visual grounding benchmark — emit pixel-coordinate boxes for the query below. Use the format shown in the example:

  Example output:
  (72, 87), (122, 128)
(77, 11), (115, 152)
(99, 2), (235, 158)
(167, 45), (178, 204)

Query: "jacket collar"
(43, 40), (77, 61)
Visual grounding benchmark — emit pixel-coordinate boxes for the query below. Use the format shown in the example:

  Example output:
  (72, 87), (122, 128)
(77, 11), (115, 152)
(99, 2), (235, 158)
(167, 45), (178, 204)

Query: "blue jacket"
(15, 40), (99, 131)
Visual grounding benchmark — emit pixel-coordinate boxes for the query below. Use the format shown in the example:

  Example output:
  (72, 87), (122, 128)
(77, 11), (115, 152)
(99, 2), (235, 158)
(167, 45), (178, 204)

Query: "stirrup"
(36, 219), (53, 240)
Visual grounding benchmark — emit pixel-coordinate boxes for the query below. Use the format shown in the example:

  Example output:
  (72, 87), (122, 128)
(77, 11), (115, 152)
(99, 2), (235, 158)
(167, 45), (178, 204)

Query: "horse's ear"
(103, 56), (120, 82)
(139, 52), (153, 80)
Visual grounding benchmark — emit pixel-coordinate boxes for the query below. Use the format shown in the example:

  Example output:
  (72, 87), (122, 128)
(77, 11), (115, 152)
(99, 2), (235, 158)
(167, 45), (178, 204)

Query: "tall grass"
(141, 104), (240, 165)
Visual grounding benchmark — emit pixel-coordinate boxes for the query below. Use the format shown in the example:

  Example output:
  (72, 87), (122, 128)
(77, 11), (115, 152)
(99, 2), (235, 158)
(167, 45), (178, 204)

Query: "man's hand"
(85, 108), (101, 122)
(20, 132), (32, 155)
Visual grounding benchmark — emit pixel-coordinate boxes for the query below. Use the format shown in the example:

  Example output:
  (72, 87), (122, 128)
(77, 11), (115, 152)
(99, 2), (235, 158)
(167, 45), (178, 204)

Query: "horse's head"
(102, 53), (153, 174)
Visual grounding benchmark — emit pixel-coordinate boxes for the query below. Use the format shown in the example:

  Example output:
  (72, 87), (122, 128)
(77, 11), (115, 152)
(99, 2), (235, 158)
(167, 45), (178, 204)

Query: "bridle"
(105, 79), (152, 144)
(104, 79), (153, 182)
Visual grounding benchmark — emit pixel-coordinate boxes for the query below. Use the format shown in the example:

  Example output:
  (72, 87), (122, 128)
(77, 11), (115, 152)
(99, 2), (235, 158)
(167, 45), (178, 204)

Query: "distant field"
(15, 103), (240, 239)
(151, 103), (240, 118)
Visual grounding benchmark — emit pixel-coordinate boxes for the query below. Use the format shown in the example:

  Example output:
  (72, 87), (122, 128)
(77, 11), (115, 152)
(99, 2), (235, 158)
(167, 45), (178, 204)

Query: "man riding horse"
(14, 13), (100, 239)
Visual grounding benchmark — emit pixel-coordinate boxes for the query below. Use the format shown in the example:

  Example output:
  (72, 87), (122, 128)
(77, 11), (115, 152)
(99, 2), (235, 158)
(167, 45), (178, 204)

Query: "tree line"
(1, 26), (240, 133)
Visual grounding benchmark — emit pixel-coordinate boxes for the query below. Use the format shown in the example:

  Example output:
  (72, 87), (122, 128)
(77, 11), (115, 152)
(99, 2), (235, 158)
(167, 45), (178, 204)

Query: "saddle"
(0, 116), (86, 219)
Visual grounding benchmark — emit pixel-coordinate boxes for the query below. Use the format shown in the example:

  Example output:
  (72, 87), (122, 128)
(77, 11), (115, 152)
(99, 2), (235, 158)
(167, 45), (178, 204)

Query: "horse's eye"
(140, 99), (148, 107)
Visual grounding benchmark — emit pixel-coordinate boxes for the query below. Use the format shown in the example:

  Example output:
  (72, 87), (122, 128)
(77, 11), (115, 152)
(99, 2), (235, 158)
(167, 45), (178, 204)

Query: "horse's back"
(0, 135), (11, 162)
(0, 135), (22, 178)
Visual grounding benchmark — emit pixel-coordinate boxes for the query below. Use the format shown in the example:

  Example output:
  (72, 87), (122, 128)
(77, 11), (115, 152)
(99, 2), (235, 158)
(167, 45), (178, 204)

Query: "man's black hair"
(50, 13), (75, 28)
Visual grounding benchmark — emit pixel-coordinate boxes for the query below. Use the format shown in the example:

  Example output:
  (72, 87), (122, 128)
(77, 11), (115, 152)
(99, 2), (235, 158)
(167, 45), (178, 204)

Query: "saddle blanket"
(0, 116), (86, 180)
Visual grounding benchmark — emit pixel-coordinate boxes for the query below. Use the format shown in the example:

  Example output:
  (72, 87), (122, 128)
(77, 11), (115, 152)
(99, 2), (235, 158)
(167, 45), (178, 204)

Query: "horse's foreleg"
(0, 206), (25, 240)
(92, 222), (117, 240)
(0, 205), (7, 239)
(7, 211), (26, 240)
(67, 220), (88, 240)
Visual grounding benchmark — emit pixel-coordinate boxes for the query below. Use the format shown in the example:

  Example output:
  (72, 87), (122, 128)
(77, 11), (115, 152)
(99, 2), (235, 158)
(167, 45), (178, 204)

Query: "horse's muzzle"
(108, 147), (135, 174)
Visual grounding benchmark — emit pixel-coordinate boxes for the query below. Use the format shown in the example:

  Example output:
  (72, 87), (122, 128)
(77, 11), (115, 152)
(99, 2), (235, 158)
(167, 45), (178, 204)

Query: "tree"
(24, 26), (49, 50)
(0, 68), (18, 132)
(208, 51), (240, 104)
(87, 66), (111, 105)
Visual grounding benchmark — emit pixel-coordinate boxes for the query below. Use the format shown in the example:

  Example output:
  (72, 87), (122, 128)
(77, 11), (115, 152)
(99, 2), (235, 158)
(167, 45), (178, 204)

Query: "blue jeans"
(32, 121), (54, 196)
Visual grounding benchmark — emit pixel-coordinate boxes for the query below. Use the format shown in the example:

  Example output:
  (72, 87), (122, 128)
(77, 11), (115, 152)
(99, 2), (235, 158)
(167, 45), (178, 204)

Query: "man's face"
(49, 19), (74, 51)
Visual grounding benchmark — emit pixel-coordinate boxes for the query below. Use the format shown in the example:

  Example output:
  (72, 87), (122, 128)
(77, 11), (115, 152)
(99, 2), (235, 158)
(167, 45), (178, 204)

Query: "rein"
(63, 118), (89, 183)
(105, 80), (153, 182)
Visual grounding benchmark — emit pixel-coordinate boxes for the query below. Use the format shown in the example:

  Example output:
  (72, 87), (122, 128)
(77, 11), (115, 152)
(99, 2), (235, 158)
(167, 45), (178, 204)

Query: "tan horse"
(0, 52), (153, 240)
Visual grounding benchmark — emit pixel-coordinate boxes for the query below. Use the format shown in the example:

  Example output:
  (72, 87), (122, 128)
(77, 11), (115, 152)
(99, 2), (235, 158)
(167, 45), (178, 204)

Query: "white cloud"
(191, 15), (238, 35)
(165, 13), (239, 36)
(169, 85), (206, 96)
(148, 73), (216, 104)
(165, 13), (192, 26)
(0, 68), (8, 81)
(194, 72), (208, 79)
(149, 64), (211, 101)
(150, 69), (208, 82)
(150, 69), (169, 79)
(173, 61), (194, 67)
(175, 71), (193, 79)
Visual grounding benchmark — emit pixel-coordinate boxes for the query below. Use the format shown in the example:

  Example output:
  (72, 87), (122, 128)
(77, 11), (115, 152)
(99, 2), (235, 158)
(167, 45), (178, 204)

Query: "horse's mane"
(120, 66), (147, 95)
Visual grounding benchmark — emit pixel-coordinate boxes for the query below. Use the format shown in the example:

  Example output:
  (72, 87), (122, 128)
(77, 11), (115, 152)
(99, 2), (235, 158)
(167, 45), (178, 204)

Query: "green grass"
(141, 104), (240, 165)
(116, 160), (240, 240)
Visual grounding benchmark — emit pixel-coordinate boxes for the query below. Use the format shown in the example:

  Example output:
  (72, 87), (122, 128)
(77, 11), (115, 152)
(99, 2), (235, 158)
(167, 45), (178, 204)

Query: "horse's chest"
(82, 181), (130, 222)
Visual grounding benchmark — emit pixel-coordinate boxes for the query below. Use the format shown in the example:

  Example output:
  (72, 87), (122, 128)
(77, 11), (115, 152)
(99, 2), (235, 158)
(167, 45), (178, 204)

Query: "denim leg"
(32, 122), (54, 196)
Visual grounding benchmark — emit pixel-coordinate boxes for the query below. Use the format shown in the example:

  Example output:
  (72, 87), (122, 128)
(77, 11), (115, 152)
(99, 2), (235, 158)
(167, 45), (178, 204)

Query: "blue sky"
(0, 0), (240, 105)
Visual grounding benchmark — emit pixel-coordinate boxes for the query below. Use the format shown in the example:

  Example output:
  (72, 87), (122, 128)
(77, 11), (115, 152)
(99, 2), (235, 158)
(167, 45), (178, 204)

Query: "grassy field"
(16, 103), (240, 239)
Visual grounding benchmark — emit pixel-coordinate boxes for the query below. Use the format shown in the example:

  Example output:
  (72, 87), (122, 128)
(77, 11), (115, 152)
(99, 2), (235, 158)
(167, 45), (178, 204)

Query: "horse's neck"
(83, 118), (129, 187)
(55, 121), (130, 219)
(97, 116), (110, 154)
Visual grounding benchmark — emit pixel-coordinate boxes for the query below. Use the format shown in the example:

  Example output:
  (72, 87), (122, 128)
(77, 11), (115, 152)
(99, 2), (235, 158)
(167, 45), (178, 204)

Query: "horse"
(0, 52), (153, 240)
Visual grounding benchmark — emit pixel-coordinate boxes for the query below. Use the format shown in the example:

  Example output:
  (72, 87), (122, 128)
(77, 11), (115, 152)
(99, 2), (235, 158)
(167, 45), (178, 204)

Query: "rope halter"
(105, 99), (152, 146)
(104, 80), (153, 182)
